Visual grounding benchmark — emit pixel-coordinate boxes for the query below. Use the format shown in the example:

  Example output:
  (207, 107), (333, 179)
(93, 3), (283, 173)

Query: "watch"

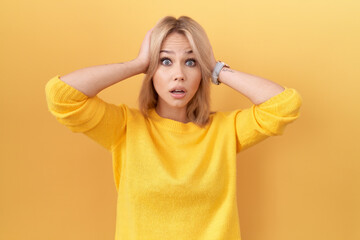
(211, 61), (230, 85)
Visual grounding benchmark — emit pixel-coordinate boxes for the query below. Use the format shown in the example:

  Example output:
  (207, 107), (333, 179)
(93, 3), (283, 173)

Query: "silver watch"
(211, 61), (230, 85)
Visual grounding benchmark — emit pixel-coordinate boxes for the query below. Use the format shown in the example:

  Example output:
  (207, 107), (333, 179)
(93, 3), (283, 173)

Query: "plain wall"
(1, 0), (359, 239)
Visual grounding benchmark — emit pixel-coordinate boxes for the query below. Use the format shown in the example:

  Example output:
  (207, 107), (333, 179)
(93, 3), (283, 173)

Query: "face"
(153, 32), (202, 115)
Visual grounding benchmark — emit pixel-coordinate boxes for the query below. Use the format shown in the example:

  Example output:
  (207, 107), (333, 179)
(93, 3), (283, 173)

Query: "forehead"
(161, 32), (192, 52)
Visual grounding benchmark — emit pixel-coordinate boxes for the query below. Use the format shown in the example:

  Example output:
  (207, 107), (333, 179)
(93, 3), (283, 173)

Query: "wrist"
(211, 61), (230, 85)
(132, 58), (149, 74)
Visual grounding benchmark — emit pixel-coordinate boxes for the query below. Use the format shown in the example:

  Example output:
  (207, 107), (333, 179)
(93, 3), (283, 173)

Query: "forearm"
(59, 59), (145, 97)
(218, 68), (285, 105)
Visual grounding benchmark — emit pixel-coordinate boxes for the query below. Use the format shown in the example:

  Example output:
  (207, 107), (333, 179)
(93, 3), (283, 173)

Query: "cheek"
(153, 70), (166, 94)
(190, 71), (202, 92)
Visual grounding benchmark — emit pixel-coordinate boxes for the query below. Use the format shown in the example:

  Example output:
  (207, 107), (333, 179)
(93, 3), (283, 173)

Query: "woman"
(46, 16), (302, 240)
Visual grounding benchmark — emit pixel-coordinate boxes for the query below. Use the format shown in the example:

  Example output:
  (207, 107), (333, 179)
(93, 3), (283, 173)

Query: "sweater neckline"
(148, 108), (202, 132)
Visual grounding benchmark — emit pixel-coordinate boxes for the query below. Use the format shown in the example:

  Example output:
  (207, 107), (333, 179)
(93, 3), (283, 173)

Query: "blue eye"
(160, 58), (172, 66)
(186, 59), (196, 67)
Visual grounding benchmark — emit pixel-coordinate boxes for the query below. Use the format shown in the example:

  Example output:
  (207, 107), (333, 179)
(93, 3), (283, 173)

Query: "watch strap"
(211, 61), (230, 85)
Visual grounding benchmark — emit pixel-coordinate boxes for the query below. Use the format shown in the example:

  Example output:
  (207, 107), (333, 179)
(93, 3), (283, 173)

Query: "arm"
(45, 29), (153, 150)
(60, 29), (152, 97)
(209, 46), (285, 105)
(208, 53), (301, 152)
(216, 66), (301, 151)
(218, 68), (285, 105)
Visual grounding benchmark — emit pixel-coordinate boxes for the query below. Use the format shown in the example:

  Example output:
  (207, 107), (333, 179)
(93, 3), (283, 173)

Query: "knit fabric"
(45, 75), (302, 240)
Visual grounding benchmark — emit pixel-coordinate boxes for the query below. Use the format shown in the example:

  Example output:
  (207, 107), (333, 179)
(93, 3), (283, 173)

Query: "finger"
(142, 29), (152, 43)
(146, 28), (154, 37)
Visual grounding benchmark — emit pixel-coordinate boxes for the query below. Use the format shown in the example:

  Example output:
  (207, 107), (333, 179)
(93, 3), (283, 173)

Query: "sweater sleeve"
(45, 75), (127, 151)
(234, 86), (302, 153)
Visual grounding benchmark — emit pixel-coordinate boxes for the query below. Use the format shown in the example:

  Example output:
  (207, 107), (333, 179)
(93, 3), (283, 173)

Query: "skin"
(59, 20), (285, 121)
(153, 32), (202, 123)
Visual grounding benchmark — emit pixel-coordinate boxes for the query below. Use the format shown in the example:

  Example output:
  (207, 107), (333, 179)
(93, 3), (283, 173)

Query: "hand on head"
(136, 28), (153, 73)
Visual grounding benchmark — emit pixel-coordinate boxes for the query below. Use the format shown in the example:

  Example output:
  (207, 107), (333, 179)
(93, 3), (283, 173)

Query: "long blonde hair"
(138, 16), (213, 126)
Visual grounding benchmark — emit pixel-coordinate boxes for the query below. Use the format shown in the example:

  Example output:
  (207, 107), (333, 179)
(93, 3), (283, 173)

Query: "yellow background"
(1, 0), (359, 239)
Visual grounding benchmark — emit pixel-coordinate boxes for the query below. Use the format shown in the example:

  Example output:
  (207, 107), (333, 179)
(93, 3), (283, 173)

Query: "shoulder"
(119, 105), (148, 124)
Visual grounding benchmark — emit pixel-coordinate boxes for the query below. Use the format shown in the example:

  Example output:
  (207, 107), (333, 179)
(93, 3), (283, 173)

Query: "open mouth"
(169, 88), (186, 99)
(170, 90), (185, 94)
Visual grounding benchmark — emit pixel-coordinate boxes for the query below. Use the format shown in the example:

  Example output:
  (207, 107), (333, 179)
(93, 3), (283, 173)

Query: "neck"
(155, 105), (188, 123)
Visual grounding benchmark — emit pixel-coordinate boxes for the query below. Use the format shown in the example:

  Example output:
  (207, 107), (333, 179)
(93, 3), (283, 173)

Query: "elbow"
(252, 86), (286, 105)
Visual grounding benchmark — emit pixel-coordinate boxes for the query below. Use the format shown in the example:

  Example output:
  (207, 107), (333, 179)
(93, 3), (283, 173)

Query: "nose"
(173, 64), (185, 81)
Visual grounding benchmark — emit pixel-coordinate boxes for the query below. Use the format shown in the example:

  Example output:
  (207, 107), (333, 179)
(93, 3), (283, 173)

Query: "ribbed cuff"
(255, 86), (302, 120)
(45, 75), (89, 104)
(45, 75), (106, 133)
(258, 86), (302, 109)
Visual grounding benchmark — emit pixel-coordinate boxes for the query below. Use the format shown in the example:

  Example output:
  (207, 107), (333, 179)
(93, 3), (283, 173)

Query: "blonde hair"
(138, 16), (213, 126)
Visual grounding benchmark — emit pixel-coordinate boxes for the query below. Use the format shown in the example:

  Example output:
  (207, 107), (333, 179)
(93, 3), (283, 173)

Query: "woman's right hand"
(135, 28), (153, 73)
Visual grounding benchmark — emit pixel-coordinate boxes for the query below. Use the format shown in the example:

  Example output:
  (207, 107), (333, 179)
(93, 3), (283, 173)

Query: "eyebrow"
(160, 50), (193, 54)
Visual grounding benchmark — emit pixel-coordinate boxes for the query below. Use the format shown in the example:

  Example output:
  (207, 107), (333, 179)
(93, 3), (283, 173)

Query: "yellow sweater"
(45, 75), (302, 240)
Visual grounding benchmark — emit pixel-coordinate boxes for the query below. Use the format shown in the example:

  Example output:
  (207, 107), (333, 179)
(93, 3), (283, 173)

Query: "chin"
(171, 102), (188, 109)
